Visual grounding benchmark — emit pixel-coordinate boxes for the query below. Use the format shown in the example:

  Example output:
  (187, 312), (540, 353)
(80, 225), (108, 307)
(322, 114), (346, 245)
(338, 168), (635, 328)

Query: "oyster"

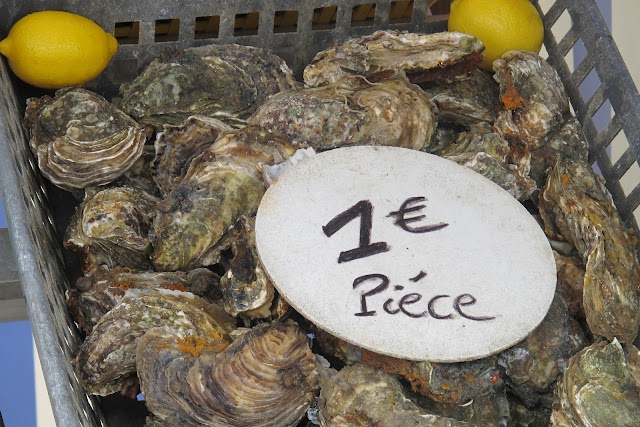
(119, 45), (298, 128)
(554, 251), (586, 319)
(152, 115), (233, 195)
(249, 75), (436, 151)
(421, 69), (499, 126)
(151, 126), (296, 271)
(317, 363), (470, 427)
(219, 216), (274, 320)
(551, 339), (640, 426)
(304, 30), (484, 87)
(113, 143), (161, 197)
(67, 268), (219, 334)
(498, 294), (587, 407)
(64, 187), (158, 274)
(24, 88), (146, 191)
(539, 160), (640, 343)
(439, 122), (537, 200)
(137, 322), (318, 427)
(509, 397), (552, 427)
(75, 289), (235, 396)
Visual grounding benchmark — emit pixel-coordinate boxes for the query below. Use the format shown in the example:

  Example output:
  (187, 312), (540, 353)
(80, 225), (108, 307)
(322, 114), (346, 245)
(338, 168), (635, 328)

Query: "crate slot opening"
(620, 161), (640, 197)
(114, 21), (140, 45)
(578, 68), (602, 105)
(313, 6), (338, 30)
(428, 0), (451, 15)
(549, 9), (572, 45)
(155, 18), (180, 43)
(274, 10), (298, 33)
(235, 12), (260, 37)
(592, 98), (612, 134)
(607, 129), (629, 166)
(564, 38), (585, 73)
(352, 3), (376, 27)
(195, 16), (220, 39)
(390, 1), (414, 24)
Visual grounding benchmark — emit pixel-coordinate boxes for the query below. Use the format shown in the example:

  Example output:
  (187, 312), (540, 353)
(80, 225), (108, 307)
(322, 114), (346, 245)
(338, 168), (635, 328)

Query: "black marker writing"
(353, 273), (389, 316)
(387, 196), (449, 233)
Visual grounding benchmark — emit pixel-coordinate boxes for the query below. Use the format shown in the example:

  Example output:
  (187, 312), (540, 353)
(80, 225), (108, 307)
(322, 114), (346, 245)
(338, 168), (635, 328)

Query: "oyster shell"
(25, 88), (146, 191)
(152, 115), (233, 195)
(420, 69), (499, 126)
(119, 45), (298, 128)
(219, 216), (275, 320)
(249, 75), (436, 151)
(137, 322), (318, 427)
(554, 251), (586, 319)
(151, 126), (296, 271)
(551, 339), (640, 426)
(113, 143), (161, 197)
(304, 30), (484, 87)
(539, 160), (640, 343)
(317, 363), (470, 427)
(75, 289), (235, 396)
(64, 187), (158, 274)
(67, 268), (220, 334)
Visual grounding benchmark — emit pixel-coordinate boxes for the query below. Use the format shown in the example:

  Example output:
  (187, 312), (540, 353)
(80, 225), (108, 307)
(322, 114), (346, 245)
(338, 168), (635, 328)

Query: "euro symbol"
(387, 196), (449, 233)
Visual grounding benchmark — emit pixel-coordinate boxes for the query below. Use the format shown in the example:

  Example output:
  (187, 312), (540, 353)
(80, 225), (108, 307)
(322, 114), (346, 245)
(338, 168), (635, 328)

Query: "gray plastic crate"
(0, 0), (638, 426)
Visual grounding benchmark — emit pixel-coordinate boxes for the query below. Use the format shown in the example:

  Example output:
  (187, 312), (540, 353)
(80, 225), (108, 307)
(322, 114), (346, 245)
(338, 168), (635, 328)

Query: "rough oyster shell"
(551, 339), (640, 426)
(67, 268), (220, 334)
(151, 126), (296, 271)
(554, 251), (586, 319)
(25, 88), (146, 191)
(75, 289), (235, 396)
(317, 363), (470, 427)
(152, 115), (233, 195)
(539, 160), (640, 343)
(249, 75), (436, 151)
(64, 187), (158, 274)
(137, 322), (318, 427)
(304, 30), (484, 87)
(119, 45), (298, 128)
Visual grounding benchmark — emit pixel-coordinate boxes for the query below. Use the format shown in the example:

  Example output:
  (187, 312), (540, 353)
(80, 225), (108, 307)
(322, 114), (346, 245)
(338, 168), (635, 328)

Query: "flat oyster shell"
(152, 115), (233, 195)
(539, 160), (640, 343)
(25, 88), (145, 191)
(249, 75), (436, 151)
(151, 126), (296, 271)
(304, 30), (484, 87)
(137, 322), (318, 427)
(317, 363), (470, 427)
(67, 268), (219, 334)
(421, 68), (499, 126)
(551, 339), (640, 426)
(119, 45), (298, 127)
(64, 187), (158, 274)
(75, 289), (235, 396)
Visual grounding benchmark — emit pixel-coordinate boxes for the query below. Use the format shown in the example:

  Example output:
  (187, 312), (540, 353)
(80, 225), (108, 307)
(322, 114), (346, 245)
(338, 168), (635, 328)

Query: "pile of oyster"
(24, 33), (640, 426)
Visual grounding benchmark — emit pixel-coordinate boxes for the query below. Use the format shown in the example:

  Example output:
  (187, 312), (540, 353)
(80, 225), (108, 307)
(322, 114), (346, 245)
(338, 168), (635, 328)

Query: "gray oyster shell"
(554, 251), (586, 319)
(539, 160), (640, 343)
(551, 339), (640, 426)
(25, 88), (146, 191)
(151, 126), (296, 271)
(75, 288), (235, 396)
(304, 30), (484, 87)
(137, 322), (318, 427)
(249, 75), (437, 151)
(64, 187), (158, 274)
(119, 45), (298, 128)
(317, 363), (470, 427)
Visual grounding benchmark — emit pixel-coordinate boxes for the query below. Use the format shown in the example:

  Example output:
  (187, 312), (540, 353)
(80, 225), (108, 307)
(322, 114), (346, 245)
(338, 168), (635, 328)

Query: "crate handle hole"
(114, 21), (140, 45)
(274, 10), (298, 34)
(195, 16), (220, 39)
(352, 3), (376, 27)
(155, 18), (180, 43)
(235, 12), (260, 37)
(390, 1), (414, 24)
(312, 6), (338, 30)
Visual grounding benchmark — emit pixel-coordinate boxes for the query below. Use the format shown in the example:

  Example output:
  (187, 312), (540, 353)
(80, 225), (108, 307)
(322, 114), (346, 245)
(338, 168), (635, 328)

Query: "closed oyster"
(539, 160), (640, 343)
(25, 88), (146, 191)
(249, 75), (436, 151)
(64, 187), (158, 274)
(67, 268), (219, 334)
(421, 69), (499, 126)
(75, 289), (235, 396)
(554, 251), (586, 319)
(151, 126), (296, 271)
(551, 339), (640, 426)
(440, 122), (537, 200)
(498, 294), (587, 407)
(304, 30), (484, 87)
(137, 322), (318, 427)
(113, 144), (161, 197)
(152, 116), (233, 195)
(317, 363), (470, 427)
(119, 45), (298, 128)
(219, 216), (274, 320)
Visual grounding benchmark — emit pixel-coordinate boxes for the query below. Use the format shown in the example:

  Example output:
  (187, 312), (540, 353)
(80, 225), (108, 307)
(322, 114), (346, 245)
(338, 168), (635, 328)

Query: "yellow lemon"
(0, 11), (118, 89)
(448, 0), (544, 70)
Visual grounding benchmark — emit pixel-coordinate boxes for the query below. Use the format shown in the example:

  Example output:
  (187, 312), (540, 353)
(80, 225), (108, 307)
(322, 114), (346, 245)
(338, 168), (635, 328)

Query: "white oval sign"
(256, 146), (556, 362)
